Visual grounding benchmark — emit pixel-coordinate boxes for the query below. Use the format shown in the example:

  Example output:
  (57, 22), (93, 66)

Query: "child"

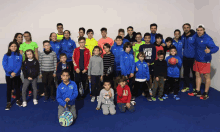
(88, 46), (103, 102)
(50, 32), (61, 62)
(125, 26), (137, 42)
(39, 40), (57, 102)
(152, 50), (167, 101)
(154, 33), (164, 60)
(116, 76), (135, 113)
(22, 49), (39, 107)
(164, 37), (175, 59)
(96, 80), (116, 115)
(2, 42), (22, 110)
(56, 69), (78, 121)
(163, 47), (182, 100)
(134, 52), (151, 101)
(56, 53), (71, 85)
(72, 37), (90, 99)
(85, 29), (98, 56)
(173, 29), (183, 60)
(113, 29), (130, 45)
(132, 32), (145, 62)
(56, 23), (64, 42)
(120, 42), (135, 98)
(74, 27), (86, 47)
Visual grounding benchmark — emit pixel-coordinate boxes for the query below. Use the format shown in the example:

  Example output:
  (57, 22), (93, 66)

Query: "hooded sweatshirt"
(172, 38), (183, 60)
(166, 55), (182, 78)
(120, 51), (135, 76)
(97, 88), (114, 108)
(117, 85), (132, 103)
(60, 37), (76, 62)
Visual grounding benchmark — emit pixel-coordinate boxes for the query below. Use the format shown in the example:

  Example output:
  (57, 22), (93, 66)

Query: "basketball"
(168, 57), (177, 65)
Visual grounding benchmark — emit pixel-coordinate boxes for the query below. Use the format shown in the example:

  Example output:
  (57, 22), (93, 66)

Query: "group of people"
(2, 23), (219, 121)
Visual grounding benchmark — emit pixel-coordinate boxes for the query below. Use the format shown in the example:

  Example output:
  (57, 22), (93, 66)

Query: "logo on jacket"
(189, 37), (193, 40)
(201, 40), (203, 43)
(61, 87), (64, 89)
(69, 85), (73, 89)
(68, 43), (72, 46)
(56, 45), (60, 48)
(144, 64), (147, 67)
(16, 56), (20, 60)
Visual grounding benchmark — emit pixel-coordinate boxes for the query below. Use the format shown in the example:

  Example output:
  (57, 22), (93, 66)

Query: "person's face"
(79, 40), (85, 48)
(125, 47), (131, 53)
(87, 32), (93, 39)
(57, 25), (63, 33)
(197, 28), (205, 37)
(170, 49), (177, 56)
(60, 56), (67, 63)
(94, 48), (100, 55)
(139, 55), (144, 62)
(127, 28), (133, 36)
(79, 30), (85, 37)
(135, 35), (142, 42)
(166, 41), (171, 47)
(119, 81), (126, 88)
(150, 26), (157, 34)
(144, 36), (151, 43)
(158, 55), (164, 61)
(64, 31), (70, 39)
(103, 46), (110, 53)
(101, 31), (107, 38)
(24, 33), (31, 41)
(50, 33), (57, 42)
(16, 34), (23, 44)
(103, 82), (111, 91)
(118, 32), (125, 39)
(183, 25), (191, 34)
(43, 42), (51, 51)
(174, 31), (180, 39)
(9, 44), (17, 52)
(61, 72), (70, 82)
(116, 39), (122, 45)
(26, 51), (33, 59)
(156, 38), (162, 44)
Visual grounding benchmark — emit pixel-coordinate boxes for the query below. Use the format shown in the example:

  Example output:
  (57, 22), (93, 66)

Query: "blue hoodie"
(2, 52), (22, 76)
(135, 61), (150, 81)
(56, 80), (78, 107)
(166, 55), (182, 78)
(142, 33), (165, 44)
(172, 38), (183, 60)
(182, 30), (196, 58)
(50, 41), (61, 62)
(195, 32), (219, 63)
(120, 51), (135, 76)
(60, 37), (76, 62)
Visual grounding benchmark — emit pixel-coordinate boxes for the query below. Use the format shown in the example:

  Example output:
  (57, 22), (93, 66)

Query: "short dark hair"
(155, 33), (163, 40)
(103, 43), (111, 49)
(118, 29), (125, 33)
(135, 32), (142, 37)
(174, 29), (181, 34)
(182, 23), (191, 29)
(92, 46), (103, 56)
(86, 29), (94, 34)
(137, 52), (145, 59)
(144, 33), (151, 38)
(61, 69), (70, 75)
(165, 37), (173, 43)
(101, 27), (107, 32)
(79, 27), (85, 33)
(60, 53), (67, 58)
(116, 76), (127, 84)
(116, 36), (123, 40)
(123, 42), (132, 51)
(157, 50), (164, 56)
(127, 26), (133, 30)
(103, 80), (111, 85)
(43, 40), (50, 45)
(57, 23), (63, 27)
(150, 23), (158, 29)
(24, 31), (32, 41)
(78, 37), (86, 42)
(170, 46), (177, 51)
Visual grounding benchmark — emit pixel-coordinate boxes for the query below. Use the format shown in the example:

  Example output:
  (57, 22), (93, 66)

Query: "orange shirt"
(98, 37), (114, 57)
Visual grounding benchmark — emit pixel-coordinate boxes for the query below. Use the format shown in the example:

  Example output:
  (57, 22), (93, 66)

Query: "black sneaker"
(200, 92), (209, 100)
(16, 100), (22, 107)
(5, 102), (12, 110)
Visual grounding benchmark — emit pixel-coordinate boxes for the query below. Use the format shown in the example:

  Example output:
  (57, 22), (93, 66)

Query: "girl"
(2, 42), (23, 110)
(22, 49), (39, 107)
(50, 32), (62, 62)
(88, 46), (103, 102)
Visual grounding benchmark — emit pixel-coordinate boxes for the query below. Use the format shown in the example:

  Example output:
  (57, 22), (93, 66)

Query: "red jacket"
(117, 85), (131, 103)
(72, 47), (91, 71)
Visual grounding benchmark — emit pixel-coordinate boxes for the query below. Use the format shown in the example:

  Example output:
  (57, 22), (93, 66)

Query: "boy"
(85, 29), (98, 56)
(57, 23), (64, 42)
(152, 50), (167, 101)
(57, 69), (78, 121)
(114, 29), (130, 45)
(98, 27), (114, 57)
(164, 37), (175, 59)
(74, 27), (86, 47)
(154, 33), (165, 60)
(132, 32), (145, 62)
(56, 53), (71, 85)
(125, 26), (137, 42)
(72, 37), (90, 99)
(39, 40), (57, 102)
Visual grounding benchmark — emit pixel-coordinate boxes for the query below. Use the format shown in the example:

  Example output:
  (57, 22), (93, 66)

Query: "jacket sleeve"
(22, 61), (27, 78)
(110, 88), (114, 101)
(176, 56), (182, 69)
(56, 86), (66, 107)
(153, 61), (159, 77)
(53, 53), (57, 74)
(166, 57), (172, 67)
(2, 55), (12, 74)
(120, 55), (126, 76)
(85, 50), (91, 71)
(117, 86), (123, 98)
(100, 58), (103, 76)
(146, 64), (150, 81)
(39, 53), (42, 75)
(207, 38), (219, 54)
(72, 49), (79, 71)
(127, 87), (132, 103)
(69, 82), (78, 101)
(35, 60), (40, 78)
(88, 58), (92, 76)
(131, 57), (135, 74)
(97, 90), (103, 108)
(164, 61), (167, 79)
(151, 46), (156, 64)
(13, 54), (22, 75)
(110, 54), (115, 69)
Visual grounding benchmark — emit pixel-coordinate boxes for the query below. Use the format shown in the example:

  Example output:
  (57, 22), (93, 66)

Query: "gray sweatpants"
(22, 78), (38, 101)
(102, 104), (116, 115)
(58, 105), (77, 120)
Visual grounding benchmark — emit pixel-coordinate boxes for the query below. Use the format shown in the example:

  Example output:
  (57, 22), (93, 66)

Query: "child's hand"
(123, 90), (128, 96)
(136, 67), (138, 71)
(39, 74), (42, 79)
(126, 103), (131, 108)
(11, 72), (16, 77)
(147, 63), (150, 66)
(88, 76), (91, 80)
(130, 73), (134, 78)
(96, 107), (100, 110)
(28, 77), (32, 80)
(100, 76), (103, 81)
(164, 79), (166, 81)
(76, 68), (80, 73)
(109, 91), (112, 97)
(65, 98), (70, 102)
(205, 47), (210, 53)
(64, 105), (66, 108)
(161, 43), (166, 47)
(82, 69), (87, 74)
(53, 74), (56, 77)
(156, 77), (159, 81)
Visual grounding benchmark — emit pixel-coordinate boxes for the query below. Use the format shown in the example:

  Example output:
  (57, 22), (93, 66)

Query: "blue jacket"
(166, 55), (182, 78)
(50, 41), (61, 62)
(56, 81), (78, 107)
(195, 32), (219, 63)
(142, 33), (165, 44)
(2, 52), (22, 76)
(172, 38), (183, 60)
(182, 30), (196, 58)
(120, 51), (135, 76)
(60, 37), (76, 62)
(135, 61), (150, 81)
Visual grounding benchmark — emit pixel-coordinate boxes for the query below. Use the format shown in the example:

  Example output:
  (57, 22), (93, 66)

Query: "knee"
(110, 110), (116, 115)
(195, 72), (201, 77)
(103, 111), (109, 115)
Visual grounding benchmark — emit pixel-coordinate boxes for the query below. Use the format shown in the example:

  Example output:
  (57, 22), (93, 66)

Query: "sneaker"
(33, 99), (38, 105)
(200, 92), (209, 100)
(188, 90), (201, 97)
(174, 95), (180, 100)
(91, 96), (96, 102)
(28, 91), (32, 96)
(181, 87), (189, 92)
(158, 97), (163, 101)
(131, 100), (136, 105)
(162, 94), (168, 99)
(5, 102), (12, 110)
(97, 96), (99, 102)
(22, 101), (27, 107)
(16, 100), (22, 107)
(151, 97), (156, 101)
(147, 97), (152, 101)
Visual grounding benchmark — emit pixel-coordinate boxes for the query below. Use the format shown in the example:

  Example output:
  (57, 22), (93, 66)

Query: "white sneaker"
(91, 96), (96, 102)
(22, 101), (27, 107)
(33, 99), (38, 105)
(96, 96), (99, 102)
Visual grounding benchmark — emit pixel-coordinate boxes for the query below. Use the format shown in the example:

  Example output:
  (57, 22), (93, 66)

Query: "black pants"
(183, 57), (196, 88)
(75, 71), (88, 98)
(42, 71), (55, 98)
(164, 77), (180, 95)
(91, 75), (101, 97)
(133, 81), (150, 98)
(6, 76), (20, 102)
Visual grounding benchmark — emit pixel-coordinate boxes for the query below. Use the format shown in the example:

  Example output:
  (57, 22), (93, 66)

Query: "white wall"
(194, 0), (220, 90)
(0, 0), (195, 83)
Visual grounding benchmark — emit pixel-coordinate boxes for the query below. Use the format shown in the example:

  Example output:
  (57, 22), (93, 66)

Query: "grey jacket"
(39, 50), (57, 74)
(97, 88), (114, 108)
(88, 55), (103, 76)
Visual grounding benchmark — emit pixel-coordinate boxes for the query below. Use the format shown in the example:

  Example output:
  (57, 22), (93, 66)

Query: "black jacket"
(56, 62), (71, 80)
(154, 59), (167, 78)
(22, 59), (39, 79)
(125, 32), (137, 42)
